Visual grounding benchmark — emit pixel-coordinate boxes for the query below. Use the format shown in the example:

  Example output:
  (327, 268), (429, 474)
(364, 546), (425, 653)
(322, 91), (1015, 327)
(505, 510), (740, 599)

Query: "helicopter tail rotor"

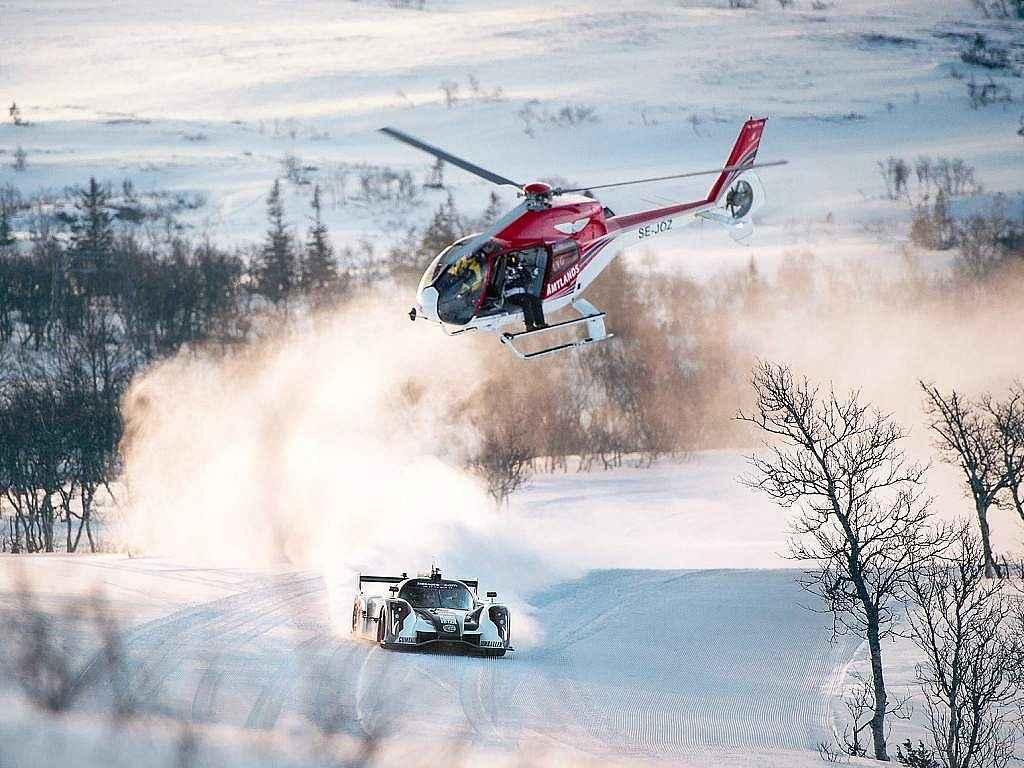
(723, 172), (765, 220)
(698, 171), (766, 243)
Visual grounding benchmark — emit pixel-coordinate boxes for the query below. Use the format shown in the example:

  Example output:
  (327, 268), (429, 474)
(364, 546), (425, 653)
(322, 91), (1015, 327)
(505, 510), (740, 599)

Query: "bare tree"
(7, 580), (81, 711)
(55, 308), (131, 552)
(739, 362), (945, 761)
(921, 383), (1009, 578)
(439, 80), (460, 108)
(3, 575), (133, 715)
(841, 673), (884, 757)
(878, 157), (910, 199)
(906, 527), (1024, 768)
(469, 419), (534, 505)
(984, 384), (1024, 526)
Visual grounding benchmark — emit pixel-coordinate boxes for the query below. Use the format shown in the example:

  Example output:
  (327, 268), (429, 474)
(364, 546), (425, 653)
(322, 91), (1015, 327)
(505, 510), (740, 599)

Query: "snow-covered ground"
(2, 0), (1023, 765)
(0, 493), (859, 768)
(1, 454), (1011, 767)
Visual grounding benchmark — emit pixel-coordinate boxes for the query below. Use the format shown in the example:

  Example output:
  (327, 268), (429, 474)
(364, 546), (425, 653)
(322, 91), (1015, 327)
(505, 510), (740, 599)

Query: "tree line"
(0, 176), (352, 552)
(2, 168), (1023, 541)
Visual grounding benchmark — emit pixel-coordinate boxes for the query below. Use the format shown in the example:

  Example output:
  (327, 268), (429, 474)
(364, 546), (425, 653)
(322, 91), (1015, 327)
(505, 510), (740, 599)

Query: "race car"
(351, 567), (512, 657)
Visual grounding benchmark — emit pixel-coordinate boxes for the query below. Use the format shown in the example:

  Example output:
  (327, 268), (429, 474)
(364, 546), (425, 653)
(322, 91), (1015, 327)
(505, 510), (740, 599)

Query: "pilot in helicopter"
(502, 252), (546, 332)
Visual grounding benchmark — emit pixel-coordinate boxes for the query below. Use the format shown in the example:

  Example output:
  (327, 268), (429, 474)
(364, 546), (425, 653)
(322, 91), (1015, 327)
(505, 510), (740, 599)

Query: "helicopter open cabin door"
(499, 238), (613, 360)
(507, 245), (548, 299)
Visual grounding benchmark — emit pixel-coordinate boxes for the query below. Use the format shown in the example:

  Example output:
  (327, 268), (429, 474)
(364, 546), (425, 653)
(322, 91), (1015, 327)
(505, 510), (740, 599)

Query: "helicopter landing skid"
(499, 299), (613, 360)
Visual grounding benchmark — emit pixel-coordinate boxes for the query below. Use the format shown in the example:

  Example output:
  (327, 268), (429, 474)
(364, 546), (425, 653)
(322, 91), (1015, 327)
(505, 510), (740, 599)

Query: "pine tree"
(70, 178), (115, 293)
(255, 179), (295, 306)
(301, 185), (340, 298)
(479, 191), (504, 227)
(424, 157), (445, 189)
(420, 193), (463, 257)
(0, 206), (15, 248)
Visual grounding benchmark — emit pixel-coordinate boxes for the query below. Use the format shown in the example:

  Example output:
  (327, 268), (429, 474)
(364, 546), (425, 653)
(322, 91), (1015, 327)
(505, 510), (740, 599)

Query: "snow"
(2, 0), (1023, 764)
(3, 0), (1021, 252)
(1, 454), (997, 767)
(0, 557), (858, 767)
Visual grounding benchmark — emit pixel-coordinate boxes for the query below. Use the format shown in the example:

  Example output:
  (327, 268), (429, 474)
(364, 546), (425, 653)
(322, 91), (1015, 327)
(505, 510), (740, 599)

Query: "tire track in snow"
(241, 631), (331, 730)
(131, 575), (321, 709)
(95, 572), (322, 718)
(70, 567), (861, 764)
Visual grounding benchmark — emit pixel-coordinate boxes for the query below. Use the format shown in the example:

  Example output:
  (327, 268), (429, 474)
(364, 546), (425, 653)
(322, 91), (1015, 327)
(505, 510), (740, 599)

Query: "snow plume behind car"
(110, 293), (543, 642)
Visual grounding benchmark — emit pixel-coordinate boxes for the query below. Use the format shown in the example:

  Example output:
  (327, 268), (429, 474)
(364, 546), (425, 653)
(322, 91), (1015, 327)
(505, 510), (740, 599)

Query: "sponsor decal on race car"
(397, 637), (417, 644)
(480, 640), (504, 648)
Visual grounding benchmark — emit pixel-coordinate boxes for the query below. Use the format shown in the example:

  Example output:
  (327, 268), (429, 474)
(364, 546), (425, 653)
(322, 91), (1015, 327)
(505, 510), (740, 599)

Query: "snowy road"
(55, 564), (857, 766)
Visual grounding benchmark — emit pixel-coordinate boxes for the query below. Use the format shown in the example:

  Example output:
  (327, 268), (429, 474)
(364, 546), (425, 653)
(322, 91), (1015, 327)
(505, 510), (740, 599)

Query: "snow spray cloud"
(719, 256), (1024, 549)
(113, 294), (540, 632)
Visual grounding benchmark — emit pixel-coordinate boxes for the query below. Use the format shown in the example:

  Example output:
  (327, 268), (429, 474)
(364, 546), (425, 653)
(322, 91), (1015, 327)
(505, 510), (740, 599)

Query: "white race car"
(351, 567), (512, 657)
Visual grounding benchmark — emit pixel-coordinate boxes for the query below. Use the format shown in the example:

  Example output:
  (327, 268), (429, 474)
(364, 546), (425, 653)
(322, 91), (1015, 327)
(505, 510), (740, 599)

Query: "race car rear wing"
(357, 573), (479, 594)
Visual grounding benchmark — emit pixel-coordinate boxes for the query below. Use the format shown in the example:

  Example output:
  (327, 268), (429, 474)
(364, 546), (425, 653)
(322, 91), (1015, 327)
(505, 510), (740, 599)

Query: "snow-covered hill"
(3, 0), (1022, 258)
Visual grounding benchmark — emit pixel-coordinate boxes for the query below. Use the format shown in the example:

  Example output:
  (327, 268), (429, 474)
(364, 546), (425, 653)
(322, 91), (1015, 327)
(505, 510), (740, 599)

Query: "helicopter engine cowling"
(721, 172), (765, 221)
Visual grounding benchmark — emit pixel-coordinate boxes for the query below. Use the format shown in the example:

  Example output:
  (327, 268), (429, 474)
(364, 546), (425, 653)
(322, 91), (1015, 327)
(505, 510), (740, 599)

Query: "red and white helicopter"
(383, 118), (784, 360)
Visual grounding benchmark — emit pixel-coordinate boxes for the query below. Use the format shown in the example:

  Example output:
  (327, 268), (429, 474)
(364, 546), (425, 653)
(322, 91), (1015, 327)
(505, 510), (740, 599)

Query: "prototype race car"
(351, 567), (512, 657)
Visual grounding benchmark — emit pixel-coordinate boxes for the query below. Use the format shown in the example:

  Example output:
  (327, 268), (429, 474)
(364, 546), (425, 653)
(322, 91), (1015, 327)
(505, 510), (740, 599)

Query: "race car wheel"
(376, 609), (388, 648)
(351, 602), (359, 633)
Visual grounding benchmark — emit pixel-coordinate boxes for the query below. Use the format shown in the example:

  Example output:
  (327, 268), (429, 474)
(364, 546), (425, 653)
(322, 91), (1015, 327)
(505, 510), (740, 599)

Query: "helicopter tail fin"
(706, 117), (767, 204)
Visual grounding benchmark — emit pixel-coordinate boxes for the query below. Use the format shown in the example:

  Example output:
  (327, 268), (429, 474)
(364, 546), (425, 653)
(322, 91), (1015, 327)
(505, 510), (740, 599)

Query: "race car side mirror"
(389, 586), (399, 594)
(486, 591), (497, 598)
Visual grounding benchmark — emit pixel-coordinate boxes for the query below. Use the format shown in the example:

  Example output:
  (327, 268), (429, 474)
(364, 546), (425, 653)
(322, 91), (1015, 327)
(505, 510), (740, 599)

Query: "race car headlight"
(464, 606), (484, 630)
(388, 601), (411, 635)
(488, 606), (509, 644)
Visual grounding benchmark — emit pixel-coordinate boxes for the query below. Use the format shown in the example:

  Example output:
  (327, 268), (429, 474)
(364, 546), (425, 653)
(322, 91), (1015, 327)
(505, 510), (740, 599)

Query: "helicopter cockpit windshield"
(432, 240), (500, 325)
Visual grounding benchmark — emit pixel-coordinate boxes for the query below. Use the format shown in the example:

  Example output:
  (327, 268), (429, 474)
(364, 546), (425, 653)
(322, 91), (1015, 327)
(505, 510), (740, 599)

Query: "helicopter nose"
(416, 286), (440, 322)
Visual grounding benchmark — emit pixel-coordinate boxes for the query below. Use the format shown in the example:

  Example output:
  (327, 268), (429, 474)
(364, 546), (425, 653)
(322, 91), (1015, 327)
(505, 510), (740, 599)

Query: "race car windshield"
(399, 580), (474, 610)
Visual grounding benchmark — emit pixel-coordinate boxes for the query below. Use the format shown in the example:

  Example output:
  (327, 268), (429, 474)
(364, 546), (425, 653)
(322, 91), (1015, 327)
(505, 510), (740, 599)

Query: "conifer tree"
(71, 178), (114, 270)
(479, 191), (504, 227)
(301, 184), (339, 298)
(420, 193), (463, 257)
(0, 206), (15, 249)
(255, 179), (295, 305)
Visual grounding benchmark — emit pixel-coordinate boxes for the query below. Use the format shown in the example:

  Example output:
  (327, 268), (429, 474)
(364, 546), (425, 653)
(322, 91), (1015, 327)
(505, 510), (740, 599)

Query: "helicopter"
(382, 117), (785, 360)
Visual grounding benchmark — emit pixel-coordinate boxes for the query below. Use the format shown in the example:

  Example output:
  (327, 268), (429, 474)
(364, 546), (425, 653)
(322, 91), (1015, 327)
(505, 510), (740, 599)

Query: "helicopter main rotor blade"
(555, 160), (788, 194)
(379, 127), (522, 188)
